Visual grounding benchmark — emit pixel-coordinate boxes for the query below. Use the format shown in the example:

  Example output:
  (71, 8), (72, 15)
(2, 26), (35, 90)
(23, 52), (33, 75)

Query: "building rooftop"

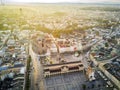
(104, 58), (120, 81)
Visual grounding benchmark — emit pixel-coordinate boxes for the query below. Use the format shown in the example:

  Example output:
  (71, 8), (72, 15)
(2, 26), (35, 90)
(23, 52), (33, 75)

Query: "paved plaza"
(44, 72), (113, 90)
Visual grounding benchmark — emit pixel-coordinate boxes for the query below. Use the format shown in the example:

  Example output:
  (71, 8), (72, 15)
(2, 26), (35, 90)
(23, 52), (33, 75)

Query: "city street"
(29, 44), (44, 90)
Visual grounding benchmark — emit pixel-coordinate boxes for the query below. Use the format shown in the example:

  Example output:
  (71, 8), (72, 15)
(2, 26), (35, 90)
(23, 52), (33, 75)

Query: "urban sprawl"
(0, 4), (120, 90)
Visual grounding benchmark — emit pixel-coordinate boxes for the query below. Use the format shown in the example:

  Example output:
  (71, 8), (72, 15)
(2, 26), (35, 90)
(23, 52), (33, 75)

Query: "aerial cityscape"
(0, 0), (120, 90)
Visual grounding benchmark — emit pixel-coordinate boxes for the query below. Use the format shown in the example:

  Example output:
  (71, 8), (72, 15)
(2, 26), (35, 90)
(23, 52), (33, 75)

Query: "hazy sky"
(8, 0), (120, 3)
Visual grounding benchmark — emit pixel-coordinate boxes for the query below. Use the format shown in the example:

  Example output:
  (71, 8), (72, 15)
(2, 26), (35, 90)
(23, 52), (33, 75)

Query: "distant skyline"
(6, 0), (120, 3)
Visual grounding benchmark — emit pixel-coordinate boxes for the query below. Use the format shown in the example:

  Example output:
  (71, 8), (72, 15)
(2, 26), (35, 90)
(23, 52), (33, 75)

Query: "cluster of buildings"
(31, 32), (83, 74)
(0, 30), (28, 90)
(1, 5), (120, 35)
(90, 40), (118, 61)
(90, 27), (120, 89)
(104, 58), (120, 82)
(30, 28), (119, 90)
(90, 28), (120, 62)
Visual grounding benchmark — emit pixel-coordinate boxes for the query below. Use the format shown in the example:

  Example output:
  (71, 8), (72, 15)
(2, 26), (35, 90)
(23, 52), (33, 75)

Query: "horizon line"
(5, 2), (120, 4)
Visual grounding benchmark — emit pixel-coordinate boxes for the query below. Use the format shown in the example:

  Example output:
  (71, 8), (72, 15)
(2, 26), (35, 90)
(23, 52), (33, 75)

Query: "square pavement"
(44, 71), (113, 90)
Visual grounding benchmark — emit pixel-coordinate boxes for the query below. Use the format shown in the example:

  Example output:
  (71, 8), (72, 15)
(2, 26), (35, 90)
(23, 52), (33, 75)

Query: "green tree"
(105, 42), (109, 47)
(82, 84), (86, 90)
